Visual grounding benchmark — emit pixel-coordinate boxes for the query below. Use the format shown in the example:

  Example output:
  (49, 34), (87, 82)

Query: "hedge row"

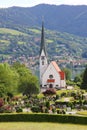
(0, 113), (87, 125)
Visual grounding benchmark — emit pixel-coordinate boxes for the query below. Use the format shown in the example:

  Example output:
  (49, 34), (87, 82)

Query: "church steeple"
(39, 21), (48, 86)
(40, 21), (46, 56)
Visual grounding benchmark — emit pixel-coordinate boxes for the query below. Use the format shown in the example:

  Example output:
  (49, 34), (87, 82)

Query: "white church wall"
(39, 50), (48, 83)
(42, 62), (61, 88)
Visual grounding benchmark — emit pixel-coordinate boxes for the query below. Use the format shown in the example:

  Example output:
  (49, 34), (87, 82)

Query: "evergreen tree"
(81, 66), (87, 89)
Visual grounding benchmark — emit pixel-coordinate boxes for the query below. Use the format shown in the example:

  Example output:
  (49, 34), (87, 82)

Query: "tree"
(62, 68), (71, 80)
(81, 66), (87, 89)
(74, 75), (82, 87)
(0, 63), (19, 97)
(19, 75), (39, 96)
(12, 62), (40, 96)
(74, 75), (82, 83)
(0, 84), (6, 97)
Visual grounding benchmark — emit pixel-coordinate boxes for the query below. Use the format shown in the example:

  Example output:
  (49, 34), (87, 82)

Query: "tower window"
(41, 56), (45, 60)
(42, 61), (44, 65)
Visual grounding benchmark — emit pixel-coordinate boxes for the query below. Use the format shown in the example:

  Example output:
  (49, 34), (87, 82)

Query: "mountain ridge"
(0, 4), (87, 37)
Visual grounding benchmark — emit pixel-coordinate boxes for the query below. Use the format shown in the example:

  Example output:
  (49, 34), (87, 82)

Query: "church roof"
(52, 61), (61, 72)
(51, 61), (65, 80)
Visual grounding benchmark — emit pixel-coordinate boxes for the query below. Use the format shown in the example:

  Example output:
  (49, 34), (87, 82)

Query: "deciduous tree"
(0, 63), (19, 97)
(12, 62), (40, 96)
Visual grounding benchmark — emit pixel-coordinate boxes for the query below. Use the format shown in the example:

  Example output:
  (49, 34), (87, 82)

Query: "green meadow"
(0, 28), (27, 36)
(0, 122), (87, 130)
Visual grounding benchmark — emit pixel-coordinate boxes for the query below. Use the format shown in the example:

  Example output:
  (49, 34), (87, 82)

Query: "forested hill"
(0, 4), (87, 37)
(0, 27), (87, 62)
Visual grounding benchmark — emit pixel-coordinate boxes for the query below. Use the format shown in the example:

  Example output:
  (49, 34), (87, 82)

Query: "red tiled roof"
(52, 61), (61, 72)
(51, 61), (65, 80)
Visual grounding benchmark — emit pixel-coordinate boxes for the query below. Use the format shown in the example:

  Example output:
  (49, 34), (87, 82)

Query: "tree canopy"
(12, 62), (40, 96)
(0, 63), (19, 97)
(0, 62), (40, 97)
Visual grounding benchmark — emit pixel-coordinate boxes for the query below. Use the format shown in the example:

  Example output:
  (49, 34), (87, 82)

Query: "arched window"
(49, 75), (53, 79)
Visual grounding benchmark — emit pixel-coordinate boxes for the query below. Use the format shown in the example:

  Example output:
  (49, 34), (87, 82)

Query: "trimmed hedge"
(0, 113), (87, 125)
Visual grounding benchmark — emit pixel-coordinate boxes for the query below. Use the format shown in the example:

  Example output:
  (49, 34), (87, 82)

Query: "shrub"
(45, 101), (50, 109)
(57, 109), (66, 114)
(55, 94), (60, 100)
(16, 107), (23, 113)
(52, 108), (56, 113)
(57, 109), (60, 114)
(45, 108), (49, 113)
(31, 106), (41, 113)
(67, 102), (73, 109)
(43, 88), (56, 95)
(7, 92), (13, 98)
(0, 113), (87, 124)
(82, 105), (87, 110)
(71, 91), (76, 97)
(62, 109), (66, 114)
(0, 107), (4, 113)
(60, 92), (66, 97)
(83, 100), (87, 105)
(0, 98), (4, 107)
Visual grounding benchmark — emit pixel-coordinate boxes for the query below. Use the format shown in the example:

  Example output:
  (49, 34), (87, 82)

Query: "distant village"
(1, 53), (87, 79)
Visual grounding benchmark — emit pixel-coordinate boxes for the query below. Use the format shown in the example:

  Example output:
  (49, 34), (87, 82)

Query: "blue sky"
(0, 0), (87, 8)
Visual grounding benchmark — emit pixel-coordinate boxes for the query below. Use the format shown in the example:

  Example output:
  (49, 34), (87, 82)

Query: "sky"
(0, 0), (87, 8)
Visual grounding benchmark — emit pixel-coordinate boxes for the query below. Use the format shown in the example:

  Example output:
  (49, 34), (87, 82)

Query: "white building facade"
(42, 61), (66, 88)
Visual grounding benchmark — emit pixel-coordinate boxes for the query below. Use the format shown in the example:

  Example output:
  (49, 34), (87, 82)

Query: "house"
(39, 22), (66, 89)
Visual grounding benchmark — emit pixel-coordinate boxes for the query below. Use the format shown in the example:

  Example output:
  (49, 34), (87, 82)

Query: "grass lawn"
(77, 110), (87, 116)
(0, 122), (87, 130)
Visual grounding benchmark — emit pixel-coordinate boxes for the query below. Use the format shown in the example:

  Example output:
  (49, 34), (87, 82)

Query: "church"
(39, 22), (66, 89)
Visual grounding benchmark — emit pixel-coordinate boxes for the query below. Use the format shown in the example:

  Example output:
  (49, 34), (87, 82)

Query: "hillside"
(0, 26), (87, 63)
(0, 4), (87, 37)
(0, 4), (87, 63)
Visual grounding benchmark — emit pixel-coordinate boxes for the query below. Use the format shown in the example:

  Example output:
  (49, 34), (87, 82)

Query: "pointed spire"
(40, 20), (46, 56)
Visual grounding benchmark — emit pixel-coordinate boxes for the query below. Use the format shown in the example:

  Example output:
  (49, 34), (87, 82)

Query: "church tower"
(39, 22), (48, 86)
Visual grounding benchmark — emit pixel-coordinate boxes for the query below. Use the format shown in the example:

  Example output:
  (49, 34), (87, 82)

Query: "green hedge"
(0, 113), (87, 125)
